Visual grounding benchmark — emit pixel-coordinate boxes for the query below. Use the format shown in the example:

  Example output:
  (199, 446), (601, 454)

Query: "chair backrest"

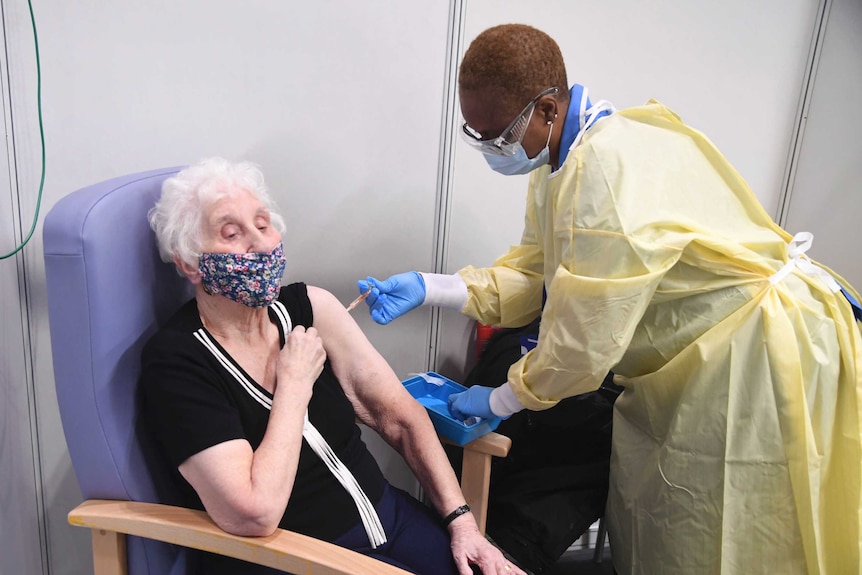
(44, 167), (191, 575)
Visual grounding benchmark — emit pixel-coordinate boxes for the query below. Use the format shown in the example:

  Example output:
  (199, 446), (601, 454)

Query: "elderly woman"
(140, 157), (523, 575)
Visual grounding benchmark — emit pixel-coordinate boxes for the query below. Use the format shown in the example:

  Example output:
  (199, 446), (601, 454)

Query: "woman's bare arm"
(307, 286), (525, 575)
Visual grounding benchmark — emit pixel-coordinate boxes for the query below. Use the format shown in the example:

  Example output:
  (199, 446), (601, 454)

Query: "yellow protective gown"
(458, 101), (862, 574)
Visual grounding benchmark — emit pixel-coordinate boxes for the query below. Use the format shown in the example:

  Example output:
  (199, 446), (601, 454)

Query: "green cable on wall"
(1, 0), (45, 260)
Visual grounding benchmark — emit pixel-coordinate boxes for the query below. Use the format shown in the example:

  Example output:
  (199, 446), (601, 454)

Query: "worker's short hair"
(459, 24), (569, 118)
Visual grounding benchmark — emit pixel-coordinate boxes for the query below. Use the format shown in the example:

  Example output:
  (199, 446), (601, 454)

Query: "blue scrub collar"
(555, 84), (613, 171)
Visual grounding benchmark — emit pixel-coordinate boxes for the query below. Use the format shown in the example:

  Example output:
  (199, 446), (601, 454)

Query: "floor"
(543, 546), (615, 575)
(489, 533), (615, 575)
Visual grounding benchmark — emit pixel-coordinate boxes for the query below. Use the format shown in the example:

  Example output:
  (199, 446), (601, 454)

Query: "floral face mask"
(198, 242), (286, 308)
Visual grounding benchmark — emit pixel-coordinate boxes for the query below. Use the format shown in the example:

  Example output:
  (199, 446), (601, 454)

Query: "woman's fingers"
(279, 325), (326, 386)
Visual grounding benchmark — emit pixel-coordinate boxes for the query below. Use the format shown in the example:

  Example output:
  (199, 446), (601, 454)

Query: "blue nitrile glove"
(448, 385), (496, 420)
(357, 272), (426, 325)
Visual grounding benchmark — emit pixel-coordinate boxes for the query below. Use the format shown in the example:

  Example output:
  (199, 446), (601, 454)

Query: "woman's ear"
(536, 97), (559, 125)
(174, 254), (201, 285)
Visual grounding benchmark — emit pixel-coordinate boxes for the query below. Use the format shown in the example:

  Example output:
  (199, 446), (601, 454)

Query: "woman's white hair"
(148, 157), (286, 273)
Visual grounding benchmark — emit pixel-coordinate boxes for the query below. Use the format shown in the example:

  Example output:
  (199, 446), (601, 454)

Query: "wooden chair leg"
(460, 449), (492, 534)
(91, 528), (127, 575)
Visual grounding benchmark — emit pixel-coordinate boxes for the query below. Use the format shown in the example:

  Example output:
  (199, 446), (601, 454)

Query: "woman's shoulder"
(280, 284), (350, 330)
(277, 282), (313, 327)
(279, 281), (308, 300)
(303, 285), (348, 313)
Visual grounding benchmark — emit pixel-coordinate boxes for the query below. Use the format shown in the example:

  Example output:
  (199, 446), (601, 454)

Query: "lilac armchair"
(42, 168), (416, 575)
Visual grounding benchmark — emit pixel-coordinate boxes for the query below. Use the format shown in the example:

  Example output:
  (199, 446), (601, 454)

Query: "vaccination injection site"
(1, 2), (860, 575)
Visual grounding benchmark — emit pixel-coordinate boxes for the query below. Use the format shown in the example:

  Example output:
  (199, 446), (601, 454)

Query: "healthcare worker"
(358, 23), (862, 575)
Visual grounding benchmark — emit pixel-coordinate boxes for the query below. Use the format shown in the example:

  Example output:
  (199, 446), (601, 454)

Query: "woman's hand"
(276, 325), (326, 400)
(448, 516), (527, 575)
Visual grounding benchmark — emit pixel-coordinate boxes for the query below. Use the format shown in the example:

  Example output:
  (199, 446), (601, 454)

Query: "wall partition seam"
(427, 0), (466, 372)
(776, 0), (832, 228)
(0, 0), (49, 573)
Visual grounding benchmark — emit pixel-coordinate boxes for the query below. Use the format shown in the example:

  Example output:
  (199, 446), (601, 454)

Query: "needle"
(346, 286), (372, 312)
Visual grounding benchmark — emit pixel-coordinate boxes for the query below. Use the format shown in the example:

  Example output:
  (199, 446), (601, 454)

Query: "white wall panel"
(784, 0), (862, 289)
(0, 4), (45, 571)
(435, 0), (821, 379)
(0, 285), (43, 575)
(0, 160), (44, 575)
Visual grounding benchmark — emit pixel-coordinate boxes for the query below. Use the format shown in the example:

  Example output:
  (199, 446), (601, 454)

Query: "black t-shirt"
(140, 282), (386, 541)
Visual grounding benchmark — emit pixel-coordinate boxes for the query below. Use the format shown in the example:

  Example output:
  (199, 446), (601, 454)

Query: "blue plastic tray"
(401, 372), (501, 446)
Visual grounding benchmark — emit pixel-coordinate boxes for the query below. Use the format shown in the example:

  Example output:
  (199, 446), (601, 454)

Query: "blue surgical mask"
(484, 122), (554, 176)
(198, 242), (286, 308)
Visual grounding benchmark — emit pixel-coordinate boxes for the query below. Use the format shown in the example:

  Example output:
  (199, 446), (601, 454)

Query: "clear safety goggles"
(461, 87), (559, 156)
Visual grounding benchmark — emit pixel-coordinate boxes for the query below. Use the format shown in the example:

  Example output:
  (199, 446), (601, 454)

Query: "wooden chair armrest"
(69, 499), (412, 575)
(443, 430), (511, 457)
